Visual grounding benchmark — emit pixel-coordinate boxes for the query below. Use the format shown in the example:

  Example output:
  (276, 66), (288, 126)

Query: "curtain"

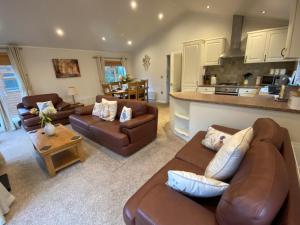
(0, 99), (14, 131)
(95, 57), (105, 93)
(7, 46), (32, 96)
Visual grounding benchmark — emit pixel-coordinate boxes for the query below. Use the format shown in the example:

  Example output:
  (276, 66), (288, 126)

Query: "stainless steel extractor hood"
(221, 15), (245, 58)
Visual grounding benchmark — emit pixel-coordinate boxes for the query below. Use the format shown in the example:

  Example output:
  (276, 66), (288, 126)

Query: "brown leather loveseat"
(17, 93), (74, 131)
(69, 95), (158, 156)
(124, 118), (300, 225)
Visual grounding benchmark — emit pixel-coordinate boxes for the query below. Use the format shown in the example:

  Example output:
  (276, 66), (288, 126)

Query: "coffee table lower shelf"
(52, 150), (81, 172)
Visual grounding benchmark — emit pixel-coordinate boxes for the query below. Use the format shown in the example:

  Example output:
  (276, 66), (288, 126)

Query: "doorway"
(166, 52), (182, 103)
(166, 55), (171, 103)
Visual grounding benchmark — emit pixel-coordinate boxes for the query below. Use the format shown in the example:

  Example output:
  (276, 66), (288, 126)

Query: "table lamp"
(67, 86), (78, 104)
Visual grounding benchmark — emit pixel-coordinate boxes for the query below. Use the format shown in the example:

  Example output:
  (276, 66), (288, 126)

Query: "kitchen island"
(170, 92), (300, 143)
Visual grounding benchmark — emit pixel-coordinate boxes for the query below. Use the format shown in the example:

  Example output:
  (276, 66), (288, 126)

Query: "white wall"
(21, 46), (132, 104)
(132, 12), (288, 103)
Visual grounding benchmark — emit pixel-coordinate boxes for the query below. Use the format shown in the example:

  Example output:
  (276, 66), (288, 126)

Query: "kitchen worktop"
(198, 84), (262, 88)
(170, 92), (300, 114)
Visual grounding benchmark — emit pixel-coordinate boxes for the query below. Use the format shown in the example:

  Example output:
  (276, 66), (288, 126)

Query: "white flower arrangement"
(39, 106), (57, 127)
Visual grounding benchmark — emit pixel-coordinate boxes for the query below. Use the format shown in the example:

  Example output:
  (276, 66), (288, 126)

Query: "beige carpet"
(0, 104), (185, 225)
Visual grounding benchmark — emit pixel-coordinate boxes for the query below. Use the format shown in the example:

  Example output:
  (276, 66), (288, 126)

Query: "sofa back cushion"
(216, 142), (288, 225)
(117, 100), (147, 118)
(22, 93), (61, 109)
(252, 118), (283, 149)
(96, 95), (147, 118)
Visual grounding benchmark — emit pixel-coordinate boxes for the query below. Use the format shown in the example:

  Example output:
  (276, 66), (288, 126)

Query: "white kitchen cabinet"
(265, 28), (288, 62)
(245, 31), (267, 63)
(285, 0), (300, 58)
(197, 87), (215, 94)
(204, 38), (225, 66)
(238, 88), (259, 97)
(181, 40), (204, 92)
(245, 27), (292, 63)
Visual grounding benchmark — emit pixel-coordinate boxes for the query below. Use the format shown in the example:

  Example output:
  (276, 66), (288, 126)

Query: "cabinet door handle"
(281, 48), (286, 57)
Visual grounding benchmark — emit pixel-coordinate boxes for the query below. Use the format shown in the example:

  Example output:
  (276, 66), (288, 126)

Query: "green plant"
(40, 113), (52, 127)
(39, 106), (57, 127)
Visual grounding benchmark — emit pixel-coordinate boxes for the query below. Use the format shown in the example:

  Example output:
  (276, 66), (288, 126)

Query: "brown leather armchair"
(69, 95), (158, 156)
(17, 93), (74, 131)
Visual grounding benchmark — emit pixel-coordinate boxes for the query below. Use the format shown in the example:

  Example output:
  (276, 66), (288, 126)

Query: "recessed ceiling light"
(55, 28), (64, 36)
(101, 36), (106, 41)
(130, 1), (137, 10)
(158, 13), (164, 20)
(127, 40), (133, 46)
(261, 10), (266, 14)
(206, 5), (211, 9)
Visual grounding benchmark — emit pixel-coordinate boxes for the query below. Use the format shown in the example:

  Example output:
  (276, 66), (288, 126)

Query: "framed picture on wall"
(52, 59), (81, 78)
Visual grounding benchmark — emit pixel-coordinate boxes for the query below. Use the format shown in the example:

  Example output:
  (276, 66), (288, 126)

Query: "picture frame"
(52, 59), (81, 78)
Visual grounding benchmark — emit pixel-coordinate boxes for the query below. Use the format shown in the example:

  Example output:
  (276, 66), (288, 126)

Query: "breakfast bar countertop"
(170, 92), (300, 114)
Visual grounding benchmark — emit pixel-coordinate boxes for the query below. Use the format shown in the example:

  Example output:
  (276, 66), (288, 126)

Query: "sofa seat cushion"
(175, 131), (216, 170)
(135, 184), (218, 225)
(90, 120), (129, 147)
(69, 114), (101, 130)
(216, 142), (288, 225)
(252, 118), (284, 149)
(124, 158), (213, 225)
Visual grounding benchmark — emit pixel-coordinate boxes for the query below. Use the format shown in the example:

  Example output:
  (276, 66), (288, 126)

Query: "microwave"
(261, 75), (281, 86)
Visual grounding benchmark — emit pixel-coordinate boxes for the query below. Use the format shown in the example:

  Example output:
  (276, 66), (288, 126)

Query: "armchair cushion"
(135, 184), (218, 225)
(75, 105), (94, 115)
(120, 114), (155, 130)
(17, 107), (31, 117)
(56, 101), (71, 111)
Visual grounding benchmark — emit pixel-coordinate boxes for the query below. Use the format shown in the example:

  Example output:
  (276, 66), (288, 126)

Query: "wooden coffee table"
(28, 124), (85, 176)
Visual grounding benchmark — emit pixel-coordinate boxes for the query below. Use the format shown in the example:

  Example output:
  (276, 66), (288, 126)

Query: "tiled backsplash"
(205, 57), (298, 85)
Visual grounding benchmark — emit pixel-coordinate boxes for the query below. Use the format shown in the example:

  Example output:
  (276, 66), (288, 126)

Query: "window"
(104, 60), (126, 83)
(0, 66), (20, 92)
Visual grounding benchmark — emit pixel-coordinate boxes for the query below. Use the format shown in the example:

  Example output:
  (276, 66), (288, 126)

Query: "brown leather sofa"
(17, 93), (74, 131)
(69, 95), (158, 156)
(124, 118), (300, 225)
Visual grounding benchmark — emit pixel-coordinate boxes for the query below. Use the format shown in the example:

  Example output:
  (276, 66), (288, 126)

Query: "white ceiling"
(0, 0), (291, 52)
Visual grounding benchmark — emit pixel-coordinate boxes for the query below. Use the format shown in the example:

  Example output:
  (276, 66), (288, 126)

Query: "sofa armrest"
(17, 102), (25, 109)
(147, 104), (158, 118)
(134, 184), (218, 225)
(75, 105), (94, 115)
(17, 107), (31, 117)
(211, 125), (240, 135)
(56, 101), (71, 111)
(120, 114), (155, 130)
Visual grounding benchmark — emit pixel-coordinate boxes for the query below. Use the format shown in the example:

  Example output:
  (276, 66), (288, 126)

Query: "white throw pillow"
(101, 98), (117, 121)
(37, 101), (57, 114)
(202, 127), (232, 151)
(92, 102), (102, 117)
(166, 170), (229, 197)
(120, 106), (132, 123)
(205, 127), (254, 180)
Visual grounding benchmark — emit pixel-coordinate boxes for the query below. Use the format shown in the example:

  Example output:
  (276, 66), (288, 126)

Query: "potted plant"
(39, 107), (57, 136)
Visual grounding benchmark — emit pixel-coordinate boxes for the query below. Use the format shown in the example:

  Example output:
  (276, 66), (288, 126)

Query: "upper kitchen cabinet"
(245, 27), (290, 64)
(181, 40), (204, 92)
(245, 31), (267, 63)
(265, 28), (288, 62)
(203, 38), (226, 66)
(285, 0), (300, 58)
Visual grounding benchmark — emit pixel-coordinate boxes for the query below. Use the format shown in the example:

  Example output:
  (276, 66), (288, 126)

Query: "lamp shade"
(67, 86), (78, 96)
